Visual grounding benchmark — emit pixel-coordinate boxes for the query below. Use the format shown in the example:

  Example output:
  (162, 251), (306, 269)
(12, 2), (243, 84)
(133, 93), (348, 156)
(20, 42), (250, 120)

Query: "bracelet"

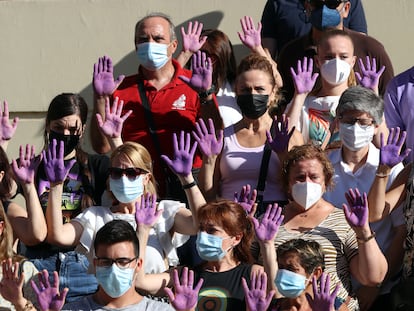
(356, 230), (376, 243)
(22, 300), (34, 311)
(182, 181), (197, 189)
(375, 171), (390, 178)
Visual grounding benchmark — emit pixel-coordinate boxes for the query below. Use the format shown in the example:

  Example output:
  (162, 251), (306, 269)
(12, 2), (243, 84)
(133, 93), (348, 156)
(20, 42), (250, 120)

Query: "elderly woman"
(253, 144), (388, 311)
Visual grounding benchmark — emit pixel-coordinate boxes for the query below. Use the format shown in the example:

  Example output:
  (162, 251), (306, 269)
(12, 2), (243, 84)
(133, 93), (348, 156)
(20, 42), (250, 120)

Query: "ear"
(312, 266), (324, 279)
(314, 54), (321, 69)
(134, 258), (143, 273)
(233, 232), (243, 247)
(0, 171), (5, 183)
(341, 2), (351, 19)
(79, 124), (86, 139)
(0, 221), (4, 236)
(351, 55), (357, 68)
(169, 39), (178, 55)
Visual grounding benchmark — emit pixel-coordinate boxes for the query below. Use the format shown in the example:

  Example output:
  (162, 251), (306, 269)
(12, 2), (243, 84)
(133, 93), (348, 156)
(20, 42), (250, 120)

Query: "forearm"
(45, 183), (66, 244)
(199, 96), (224, 131)
(176, 50), (193, 68)
(197, 155), (218, 202)
(368, 164), (390, 222)
(178, 174), (206, 229)
(284, 93), (307, 131)
(259, 241), (278, 295)
(90, 95), (111, 154)
(13, 298), (36, 311)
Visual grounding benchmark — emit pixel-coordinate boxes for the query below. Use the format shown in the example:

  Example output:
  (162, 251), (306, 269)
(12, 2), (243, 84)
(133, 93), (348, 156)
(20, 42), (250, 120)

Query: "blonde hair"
(0, 202), (24, 262)
(110, 142), (157, 196)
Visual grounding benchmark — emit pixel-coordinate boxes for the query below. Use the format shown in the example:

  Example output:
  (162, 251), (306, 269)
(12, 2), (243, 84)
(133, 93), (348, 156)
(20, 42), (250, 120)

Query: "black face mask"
(237, 94), (269, 119)
(49, 130), (80, 157)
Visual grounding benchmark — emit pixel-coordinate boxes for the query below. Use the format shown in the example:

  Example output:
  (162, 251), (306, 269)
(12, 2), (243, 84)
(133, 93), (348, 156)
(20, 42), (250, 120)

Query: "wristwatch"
(198, 85), (216, 104)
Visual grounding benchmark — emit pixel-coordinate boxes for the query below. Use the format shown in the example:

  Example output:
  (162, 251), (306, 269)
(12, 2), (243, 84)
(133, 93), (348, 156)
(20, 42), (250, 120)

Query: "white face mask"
(339, 123), (374, 151)
(291, 182), (322, 210)
(320, 58), (351, 85)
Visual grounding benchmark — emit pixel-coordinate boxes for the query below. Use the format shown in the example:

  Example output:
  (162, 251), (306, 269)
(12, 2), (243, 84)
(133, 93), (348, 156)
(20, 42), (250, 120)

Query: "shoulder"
(117, 74), (139, 90)
(63, 295), (96, 310)
(346, 28), (385, 49)
(139, 296), (174, 310)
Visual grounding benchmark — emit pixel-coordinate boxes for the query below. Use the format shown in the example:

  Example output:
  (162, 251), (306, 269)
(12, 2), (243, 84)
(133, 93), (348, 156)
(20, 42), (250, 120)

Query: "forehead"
(136, 17), (171, 39)
(339, 109), (371, 118)
(318, 35), (353, 54)
(279, 251), (302, 266)
(49, 114), (82, 126)
(290, 158), (324, 175)
(237, 69), (273, 86)
(96, 241), (135, 258)
(111, 153), (134, 168)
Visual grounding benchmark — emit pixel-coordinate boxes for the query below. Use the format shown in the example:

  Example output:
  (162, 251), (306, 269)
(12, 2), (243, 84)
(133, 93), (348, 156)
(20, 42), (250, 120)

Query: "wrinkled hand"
(42, 139), (75, 184)
(161, 131), (197, 177)
(290, 57), (318, 94)
(250, 204), (284, 242)
(0, 259), (25, 306)
(164, 267), (203, 311)
(0, 100), (18, 143)
(234, 184), (257, 214)
(96, 97), (132, 138)
(12, 144), (42, 184)
(266, 114), (294, 154)
(242, 271), (275, 311)
(380, 127), (411, 167)
(192, 118), (223, 157)
(31, 270), (68, 311)
(181, 21), (207, 53)
(179, 51), (213, 91)
(306, 273), (339, 311)
(135, 193), (162, 228)
(343, 188), (368, 228)
(355, 56), (385, 91)
(238, 16), (262, 50)
(93, 55), (125, 96)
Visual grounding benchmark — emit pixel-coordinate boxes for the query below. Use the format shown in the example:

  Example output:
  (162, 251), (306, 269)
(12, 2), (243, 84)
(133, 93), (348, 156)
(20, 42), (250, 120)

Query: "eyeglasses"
(95, 256), (138, 269)
(109, 167), (147, 180)
(338, 116), (375, 127)
(309, 0), (346, 9)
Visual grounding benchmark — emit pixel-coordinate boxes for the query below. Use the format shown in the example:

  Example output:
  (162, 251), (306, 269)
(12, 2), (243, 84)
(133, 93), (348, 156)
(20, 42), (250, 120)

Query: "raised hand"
(250, 204), (284, 242)
(0, 100), (18, 143)
(234, 184), (257, 214)
(242, 270), (275, 311)
(12, 144), (42, 184)
(343, 188), (368, 228)
(93, 55), (125, 96)
(31, 270), (68, 311)
(181, 21), (207, 53)
(355, 56), (385, 91)
(42, 139), (76, 184)
(96, 96), (132, 138)
(266, 114), (294, 154)
(192, 118), (223, 157)
(379, 127), (411, 167)
(0, 259), (25, 307)
(161, 131), (197, 177)
(306, 273), (339, 311)
(290, 57), (318, 94)
(164, 267), (203, 311)
(179, 51), (213, 92)
(238, 16), (262, 50)
(135, 193), (162, 228)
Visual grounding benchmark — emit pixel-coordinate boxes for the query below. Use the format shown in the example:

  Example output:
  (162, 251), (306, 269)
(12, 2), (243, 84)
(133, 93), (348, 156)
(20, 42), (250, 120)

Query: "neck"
(63, 149), (77, 160)
(241, 113), (272, 131)
(140, 60), (175, 90)
(318, 81), (349, 97)
(342, 145), (369, 170)
(93, 287), (142, 309)
(111, 198), (139, 214)
(204, 254), (239, 272)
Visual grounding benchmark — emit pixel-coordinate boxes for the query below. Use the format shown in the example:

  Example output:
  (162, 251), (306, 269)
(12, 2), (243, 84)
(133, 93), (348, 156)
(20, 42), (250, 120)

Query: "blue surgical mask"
(136, 42), (170, 71)
(275, 269), (308, 298)
(96, 264), (135, 298)
(196, 231), (231, 261)
(109, 175), (144, 203)
(310, 5), (341, 30)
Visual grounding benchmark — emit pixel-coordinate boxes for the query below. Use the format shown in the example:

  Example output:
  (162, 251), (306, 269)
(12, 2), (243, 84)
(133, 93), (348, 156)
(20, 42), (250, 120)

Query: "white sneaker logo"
(172, 94), (186, 110)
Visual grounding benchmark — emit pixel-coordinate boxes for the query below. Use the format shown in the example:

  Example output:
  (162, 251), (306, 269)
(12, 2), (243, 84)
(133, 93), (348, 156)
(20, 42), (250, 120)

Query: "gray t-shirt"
(62, 295), (174, 311)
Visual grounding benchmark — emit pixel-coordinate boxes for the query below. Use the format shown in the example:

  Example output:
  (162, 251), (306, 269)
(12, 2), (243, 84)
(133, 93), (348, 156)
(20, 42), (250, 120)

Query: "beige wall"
(0, 0), (412, 160)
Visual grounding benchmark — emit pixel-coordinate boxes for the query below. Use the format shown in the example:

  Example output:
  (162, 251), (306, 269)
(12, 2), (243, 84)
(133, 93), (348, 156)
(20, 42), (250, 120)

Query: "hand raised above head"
(42, 139), (75, 184)
(161, 131), (197, 177)
(355, 56), (385, 91)
(250, 203), (284, 242)
(192, 118), (223, 157)
(31, 270), (68, 311)
(0, 100), (18, 143)
(12, 144), (42, 184)
(179, 51), (213, 92)
(181, 21), (207, 53)
(290, 57), (318, 94)
(238, 16), (262, 50)
(379, 127), (411, 167)
(135, 193), (161, 229)
(343, 188), (368, 228)
(242, 270), (275, 311)
(93, 55), (125, 96)
(96, 96), (132, 139)
(164, 267), (203, 311)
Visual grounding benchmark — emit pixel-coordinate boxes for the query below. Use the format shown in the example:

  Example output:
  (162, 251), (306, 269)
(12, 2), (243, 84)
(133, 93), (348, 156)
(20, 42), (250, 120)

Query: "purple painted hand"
(343, 188), (368, 228)
(0, 100), (18, 142)
(31, 270), (68, 311)
(290, 57), (319, 94)
(96, 96), (132, 138)
(250, 204), (284, 242)
(266, 114), (294, 154)
(238, 16), (262, 50)
(162, 131), (197, 177)
(192, 118), (223, 157)
(355, 56), (385, 91)
(306, 273), (339, 311)
(12, 144), (42, 184)
(181, 21), (207, 53)
(42, 139), (76, 184)
(242, 271), (275, 311)
(164, 267), (203, 311)
(380, 127), (411, 167)
(93, 55), (125, 96)
(234, 184), (257, 214)
(135, 193), (161, 228)
(179, 51), (213, 92)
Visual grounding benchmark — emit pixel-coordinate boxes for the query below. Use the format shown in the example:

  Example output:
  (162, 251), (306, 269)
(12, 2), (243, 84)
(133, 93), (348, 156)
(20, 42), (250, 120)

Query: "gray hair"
(135, 12), (177, 42)
(336, 85), (384, 124)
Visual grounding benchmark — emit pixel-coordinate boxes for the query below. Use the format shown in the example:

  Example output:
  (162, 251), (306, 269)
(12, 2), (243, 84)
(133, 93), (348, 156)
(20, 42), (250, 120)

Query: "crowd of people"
(0, 1), (413, 310)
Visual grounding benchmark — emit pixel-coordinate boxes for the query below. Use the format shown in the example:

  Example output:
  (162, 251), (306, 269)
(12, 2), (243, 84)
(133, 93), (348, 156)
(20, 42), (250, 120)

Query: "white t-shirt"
(216, 81), (242, 128)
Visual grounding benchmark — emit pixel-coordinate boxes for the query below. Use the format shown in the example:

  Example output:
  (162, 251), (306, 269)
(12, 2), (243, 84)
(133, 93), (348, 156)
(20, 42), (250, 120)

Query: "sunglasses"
(310, 0), (346, 9)
(109, 167), (147, 180)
